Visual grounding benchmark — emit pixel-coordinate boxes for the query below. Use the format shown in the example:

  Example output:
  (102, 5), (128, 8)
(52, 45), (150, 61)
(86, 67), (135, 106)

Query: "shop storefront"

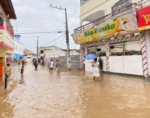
(0, 26), (14, 77)
(137, 6), (150, 77)
(72, 9), (149, 77)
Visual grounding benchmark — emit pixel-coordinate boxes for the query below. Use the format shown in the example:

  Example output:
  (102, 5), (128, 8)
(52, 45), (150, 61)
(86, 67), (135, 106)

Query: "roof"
(0, 0), (17, 19)
(40, 45), (63, 50)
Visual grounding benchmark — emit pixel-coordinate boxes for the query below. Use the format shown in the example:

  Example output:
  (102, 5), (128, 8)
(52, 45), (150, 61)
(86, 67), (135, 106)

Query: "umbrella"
(85, 54), (98, 60)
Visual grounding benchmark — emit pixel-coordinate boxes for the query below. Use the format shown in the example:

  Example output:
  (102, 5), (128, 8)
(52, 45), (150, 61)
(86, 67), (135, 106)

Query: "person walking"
(18, 59), (21, 66)
(92, 58), (101, 81)
(49, 59), (54, 72)
(98, 56), (103, 71)
(20, 66), (24, 77)
(34, 60), (38, 71)
(56, 60), (61, 73)
(68, 61), (71, 70)
(4, 63), (10, 89)
(22, 59), (25, 66)
(42, 59), (45, 69)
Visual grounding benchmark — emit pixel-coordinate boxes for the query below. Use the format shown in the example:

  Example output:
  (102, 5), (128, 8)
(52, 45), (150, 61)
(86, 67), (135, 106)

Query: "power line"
(40, 35), (65, 47)
(24, 0), (63, 23)
(15, 31), (65, 35)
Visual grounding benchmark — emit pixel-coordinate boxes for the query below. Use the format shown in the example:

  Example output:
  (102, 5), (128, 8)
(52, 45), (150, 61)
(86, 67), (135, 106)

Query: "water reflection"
(0, 64), (150, 118)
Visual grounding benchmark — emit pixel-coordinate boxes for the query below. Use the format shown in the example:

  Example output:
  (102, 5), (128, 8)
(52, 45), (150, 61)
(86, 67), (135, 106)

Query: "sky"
(11, 0), (80, 52)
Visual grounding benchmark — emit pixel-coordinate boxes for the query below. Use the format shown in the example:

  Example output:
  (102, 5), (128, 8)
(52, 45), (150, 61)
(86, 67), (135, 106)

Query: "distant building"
(24, 49), (33, 56)
(39, 45), (79, 59)
(13, 35), (24, 61)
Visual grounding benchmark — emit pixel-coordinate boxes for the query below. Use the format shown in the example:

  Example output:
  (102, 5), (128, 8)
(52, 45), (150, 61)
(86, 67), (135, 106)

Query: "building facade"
(13, 37), (24, 61)
(0, 0), (17, 78)
(72, 0), (150, 77)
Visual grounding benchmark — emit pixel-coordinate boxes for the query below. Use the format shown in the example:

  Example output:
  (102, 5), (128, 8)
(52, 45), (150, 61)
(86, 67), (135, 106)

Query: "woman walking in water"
(49, 59), (54, 72)
(92, 58), (101, 81)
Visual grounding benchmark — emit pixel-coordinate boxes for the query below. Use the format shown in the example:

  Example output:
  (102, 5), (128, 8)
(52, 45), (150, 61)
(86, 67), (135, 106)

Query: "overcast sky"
(11, 0), (80, 52)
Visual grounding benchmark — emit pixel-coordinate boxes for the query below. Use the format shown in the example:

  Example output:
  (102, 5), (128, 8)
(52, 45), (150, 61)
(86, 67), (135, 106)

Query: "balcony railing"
(75, 0), (149, 33)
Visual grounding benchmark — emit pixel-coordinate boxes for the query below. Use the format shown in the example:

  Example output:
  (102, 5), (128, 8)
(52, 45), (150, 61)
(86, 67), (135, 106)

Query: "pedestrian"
(20, 66), (24, 77)
(4, 63), (10, 89)
(82, 56), (86, 70)
(92, 58), (101, 81)
(49, 59), (54, 72)
(22, 59), (25, 66)
(56, 60), (61, 73)
(98, 56), (103, 71)
(42, 59), (45, 69)
(34, 60), (38, 71)
(18, 59), (21, 66)
(68, 61), (71, 70)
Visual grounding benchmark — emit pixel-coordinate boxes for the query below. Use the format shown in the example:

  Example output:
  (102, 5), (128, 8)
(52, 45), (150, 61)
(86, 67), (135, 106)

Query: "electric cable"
(24, 0), (63, 23)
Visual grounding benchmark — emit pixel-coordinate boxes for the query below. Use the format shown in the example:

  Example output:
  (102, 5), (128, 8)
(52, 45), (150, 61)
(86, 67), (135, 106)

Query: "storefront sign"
(0, 27), (14, 50)
(137, 6), (150, 31)
(72, 13), (138, 44)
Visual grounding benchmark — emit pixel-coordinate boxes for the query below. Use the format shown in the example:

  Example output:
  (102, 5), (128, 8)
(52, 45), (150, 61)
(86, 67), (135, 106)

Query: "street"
(0, 63), (150, 118)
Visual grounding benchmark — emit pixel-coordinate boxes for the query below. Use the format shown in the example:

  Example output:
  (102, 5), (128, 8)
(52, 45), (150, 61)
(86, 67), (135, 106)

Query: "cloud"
(11, 0), (80, 52)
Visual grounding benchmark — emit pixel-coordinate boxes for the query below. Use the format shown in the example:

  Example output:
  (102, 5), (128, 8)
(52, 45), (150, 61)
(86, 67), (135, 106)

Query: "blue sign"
(14, 35), (21, 41)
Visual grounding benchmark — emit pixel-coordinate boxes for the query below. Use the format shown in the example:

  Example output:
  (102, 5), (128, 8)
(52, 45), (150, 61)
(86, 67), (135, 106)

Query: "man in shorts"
(56, 60), (61, 73)
(49, 59), (54, 72)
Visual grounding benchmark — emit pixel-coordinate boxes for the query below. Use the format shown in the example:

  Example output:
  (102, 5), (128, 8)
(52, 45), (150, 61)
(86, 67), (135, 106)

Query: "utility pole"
(50, 4), (70, 69)
(33, 36), (39, 61)
(37, 37), (39, 61)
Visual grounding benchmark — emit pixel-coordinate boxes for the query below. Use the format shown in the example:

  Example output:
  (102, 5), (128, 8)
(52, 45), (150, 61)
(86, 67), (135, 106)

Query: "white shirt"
(50, 61), (54, 68)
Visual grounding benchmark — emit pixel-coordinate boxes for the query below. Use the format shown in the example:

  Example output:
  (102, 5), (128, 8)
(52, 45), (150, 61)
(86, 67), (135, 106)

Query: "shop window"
(96, 46), (106, 56)
(88, 47), (96, 55)
(124, 41), (141, 56)
(110, 43), (123, 56)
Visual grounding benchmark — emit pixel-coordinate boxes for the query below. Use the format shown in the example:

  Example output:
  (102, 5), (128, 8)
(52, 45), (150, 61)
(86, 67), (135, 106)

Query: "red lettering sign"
(137, 6), (150, 31)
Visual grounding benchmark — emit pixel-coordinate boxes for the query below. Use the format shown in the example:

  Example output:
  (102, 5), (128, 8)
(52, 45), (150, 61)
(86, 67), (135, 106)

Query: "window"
(110, 43), (123, 56)
(124, 41), (141, 56)
(110, 41), (141, 56)
(96, 46), (106, 56)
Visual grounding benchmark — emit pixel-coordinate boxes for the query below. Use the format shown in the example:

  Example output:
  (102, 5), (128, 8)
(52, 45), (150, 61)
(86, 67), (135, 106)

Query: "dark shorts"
(49, 68), (53, 70)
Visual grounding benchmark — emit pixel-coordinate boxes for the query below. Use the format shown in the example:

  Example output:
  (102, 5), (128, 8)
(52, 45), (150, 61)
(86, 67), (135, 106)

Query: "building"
(0, 0), (17, 78)
(13, 36), (24, 61)
(80, 0), (142, 25)
(24, 49), (33, 58)
(40, 45), (79, 59)
(72, 0), (150, 77)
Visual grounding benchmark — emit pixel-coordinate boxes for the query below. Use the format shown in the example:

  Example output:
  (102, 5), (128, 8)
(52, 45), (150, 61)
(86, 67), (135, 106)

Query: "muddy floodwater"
(0, 64), (150, 118)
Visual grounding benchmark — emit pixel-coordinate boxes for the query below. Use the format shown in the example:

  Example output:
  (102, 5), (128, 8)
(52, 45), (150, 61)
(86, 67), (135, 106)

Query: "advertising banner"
(137, 6), (150, 31)
(72, 13), (138, 44)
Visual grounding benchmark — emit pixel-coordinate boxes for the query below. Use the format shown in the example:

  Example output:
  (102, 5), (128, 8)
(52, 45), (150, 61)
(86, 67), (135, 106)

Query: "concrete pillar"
(145, 30), (150, 76)
(105, 40), (110, 72)
(141, 33), (148, 78)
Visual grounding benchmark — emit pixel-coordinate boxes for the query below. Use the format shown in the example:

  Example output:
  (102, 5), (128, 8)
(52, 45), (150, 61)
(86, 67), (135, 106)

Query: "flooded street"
(0, 64), (150, 118)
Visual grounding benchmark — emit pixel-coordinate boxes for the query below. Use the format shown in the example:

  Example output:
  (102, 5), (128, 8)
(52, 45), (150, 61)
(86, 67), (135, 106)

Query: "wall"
(0, 57), (5, 78)
(14, 39), (24, 55)
(0, 4), (14, 37)
(80, 0), (141, 24)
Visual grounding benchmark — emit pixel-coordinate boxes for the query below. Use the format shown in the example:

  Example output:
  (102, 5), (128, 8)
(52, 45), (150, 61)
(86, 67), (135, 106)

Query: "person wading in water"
(34, 60), (38, 71)
(92, 58), (101, 81)
(4, 63), (10, 89)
